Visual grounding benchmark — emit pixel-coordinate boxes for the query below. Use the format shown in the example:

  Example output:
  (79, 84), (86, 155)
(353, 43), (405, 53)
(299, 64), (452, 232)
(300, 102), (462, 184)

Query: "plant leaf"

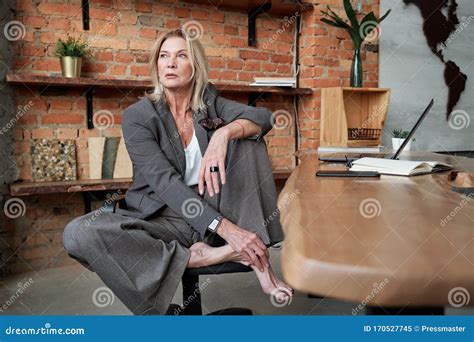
(320, 18), (347, 29)
(379, 9), (391, 23)
(322, 8), (352, 30)
(343, 0), (359, 30)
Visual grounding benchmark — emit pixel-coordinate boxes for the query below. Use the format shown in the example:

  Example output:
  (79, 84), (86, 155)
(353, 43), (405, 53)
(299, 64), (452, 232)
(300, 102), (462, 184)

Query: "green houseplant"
(391, 128), (412, 151)
(321, 0), (390, 87)
(55, 36), (91, 78)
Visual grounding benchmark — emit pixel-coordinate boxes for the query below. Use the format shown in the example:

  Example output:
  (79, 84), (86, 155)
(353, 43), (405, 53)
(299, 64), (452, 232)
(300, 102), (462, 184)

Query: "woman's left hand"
(198, 128), (229, 196)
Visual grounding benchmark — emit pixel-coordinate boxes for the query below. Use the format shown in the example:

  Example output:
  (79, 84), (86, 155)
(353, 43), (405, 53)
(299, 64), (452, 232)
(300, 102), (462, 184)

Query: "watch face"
(208, 217), (221, 231)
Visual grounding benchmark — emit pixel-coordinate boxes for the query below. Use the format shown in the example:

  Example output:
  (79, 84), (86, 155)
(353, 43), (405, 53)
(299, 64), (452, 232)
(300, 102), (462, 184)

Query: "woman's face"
(158, 37), (193, 90)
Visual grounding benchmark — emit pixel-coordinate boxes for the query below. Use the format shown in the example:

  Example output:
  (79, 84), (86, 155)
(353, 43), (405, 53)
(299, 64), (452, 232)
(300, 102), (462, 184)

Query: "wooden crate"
(320, 87), (391, 147)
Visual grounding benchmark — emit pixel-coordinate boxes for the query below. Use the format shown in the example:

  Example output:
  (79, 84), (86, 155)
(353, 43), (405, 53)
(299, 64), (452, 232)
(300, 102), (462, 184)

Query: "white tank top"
(183, 129), (202, 186)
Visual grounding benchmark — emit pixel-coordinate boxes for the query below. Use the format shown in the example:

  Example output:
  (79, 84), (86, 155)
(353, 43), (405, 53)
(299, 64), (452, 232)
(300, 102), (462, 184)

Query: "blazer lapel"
(153, 99), (186, 175)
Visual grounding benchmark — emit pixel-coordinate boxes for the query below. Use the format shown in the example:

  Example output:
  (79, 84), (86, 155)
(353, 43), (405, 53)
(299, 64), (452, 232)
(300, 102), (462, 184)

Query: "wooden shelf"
(6, 73), (312, 96)
(9, 170), (292, 196)
(181, 0), (313, 17)
(320, 87), (391, 147)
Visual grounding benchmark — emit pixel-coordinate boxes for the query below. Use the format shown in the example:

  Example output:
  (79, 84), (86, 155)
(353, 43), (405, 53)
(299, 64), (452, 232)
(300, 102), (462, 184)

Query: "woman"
(63, 29), (293, 315)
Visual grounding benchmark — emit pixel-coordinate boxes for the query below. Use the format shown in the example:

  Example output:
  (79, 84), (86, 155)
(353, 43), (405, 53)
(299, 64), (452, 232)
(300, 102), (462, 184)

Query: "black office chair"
(108, 197), (253, 315)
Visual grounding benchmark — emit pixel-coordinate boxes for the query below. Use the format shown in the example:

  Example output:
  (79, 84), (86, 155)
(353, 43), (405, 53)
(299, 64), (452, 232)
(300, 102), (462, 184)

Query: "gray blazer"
(117, 83), (274, 237)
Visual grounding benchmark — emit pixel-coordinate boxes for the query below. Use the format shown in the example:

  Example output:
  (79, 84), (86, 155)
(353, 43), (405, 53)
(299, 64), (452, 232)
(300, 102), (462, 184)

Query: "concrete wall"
(380, 0), (473, 151)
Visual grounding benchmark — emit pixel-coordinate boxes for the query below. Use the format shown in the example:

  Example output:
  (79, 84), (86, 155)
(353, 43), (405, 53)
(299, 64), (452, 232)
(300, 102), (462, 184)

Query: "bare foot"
(187, 242), (249, 268)
(251, 264), (294, 303)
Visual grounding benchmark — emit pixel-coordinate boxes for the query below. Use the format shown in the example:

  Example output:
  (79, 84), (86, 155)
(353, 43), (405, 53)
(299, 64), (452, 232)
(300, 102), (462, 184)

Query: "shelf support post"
(248, 2), (272, 47)
(85, 87), (94, 129)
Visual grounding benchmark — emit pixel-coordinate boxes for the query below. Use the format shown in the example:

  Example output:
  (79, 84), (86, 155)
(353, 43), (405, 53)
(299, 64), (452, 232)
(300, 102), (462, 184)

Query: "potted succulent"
(391, 128), (412, 151)
(320, 0), (391, 87)
(55, 36), (91, 78)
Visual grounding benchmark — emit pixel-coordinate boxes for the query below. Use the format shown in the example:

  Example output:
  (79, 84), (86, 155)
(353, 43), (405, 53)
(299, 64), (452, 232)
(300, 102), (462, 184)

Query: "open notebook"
(350, 157), (452, 176)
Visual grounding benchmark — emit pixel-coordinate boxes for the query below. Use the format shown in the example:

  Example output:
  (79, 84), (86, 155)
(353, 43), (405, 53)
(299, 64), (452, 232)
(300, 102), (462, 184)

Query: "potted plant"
(391, 128), (412, 151)
(320, 0), (390, 87)
(55, 36), (91, 78)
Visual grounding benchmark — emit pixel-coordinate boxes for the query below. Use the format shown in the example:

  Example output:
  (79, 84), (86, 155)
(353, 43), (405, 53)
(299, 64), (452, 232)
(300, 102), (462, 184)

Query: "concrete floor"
(0, 247), (472, 315)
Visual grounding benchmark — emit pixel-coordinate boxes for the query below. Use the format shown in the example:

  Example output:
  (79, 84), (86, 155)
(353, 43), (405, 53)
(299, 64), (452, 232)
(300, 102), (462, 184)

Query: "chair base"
(207, 308), (253, 315)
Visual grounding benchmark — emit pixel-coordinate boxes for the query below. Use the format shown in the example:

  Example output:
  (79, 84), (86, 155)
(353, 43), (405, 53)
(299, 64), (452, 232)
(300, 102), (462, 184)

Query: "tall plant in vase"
(320, 0), (390, 87)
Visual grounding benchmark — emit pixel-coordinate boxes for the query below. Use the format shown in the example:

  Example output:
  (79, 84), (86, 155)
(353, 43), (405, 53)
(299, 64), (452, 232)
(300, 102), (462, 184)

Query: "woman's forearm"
(222, 119), (261, 140)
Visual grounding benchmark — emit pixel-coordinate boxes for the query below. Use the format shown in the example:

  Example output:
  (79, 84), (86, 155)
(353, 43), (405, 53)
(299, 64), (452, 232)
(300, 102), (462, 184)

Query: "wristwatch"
(207, 215), (223, 233)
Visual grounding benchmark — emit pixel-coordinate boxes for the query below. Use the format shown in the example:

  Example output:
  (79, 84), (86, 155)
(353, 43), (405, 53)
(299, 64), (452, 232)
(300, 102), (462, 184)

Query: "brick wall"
(2, 0), (379, 275)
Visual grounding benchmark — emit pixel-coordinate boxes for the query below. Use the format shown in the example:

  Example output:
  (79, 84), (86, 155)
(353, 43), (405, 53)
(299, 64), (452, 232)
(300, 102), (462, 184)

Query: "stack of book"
(250, 77), (296, 88)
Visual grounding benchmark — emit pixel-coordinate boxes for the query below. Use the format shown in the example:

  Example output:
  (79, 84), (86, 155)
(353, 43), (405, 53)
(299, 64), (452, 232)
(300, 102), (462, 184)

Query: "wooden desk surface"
(279, 152), (474, 307)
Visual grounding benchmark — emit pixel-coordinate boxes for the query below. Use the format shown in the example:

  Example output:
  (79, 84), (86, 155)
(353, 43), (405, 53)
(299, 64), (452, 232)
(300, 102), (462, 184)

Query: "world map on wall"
(403, 0), (468, 120)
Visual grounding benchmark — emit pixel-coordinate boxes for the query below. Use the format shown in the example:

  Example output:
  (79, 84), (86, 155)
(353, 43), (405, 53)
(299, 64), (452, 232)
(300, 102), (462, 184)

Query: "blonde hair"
(146, 29), (209, 113)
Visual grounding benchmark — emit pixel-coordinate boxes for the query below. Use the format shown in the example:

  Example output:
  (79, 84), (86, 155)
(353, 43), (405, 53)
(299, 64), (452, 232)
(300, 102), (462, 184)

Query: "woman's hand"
(198, 128), (229, 197)
(217, 218), (269, 272)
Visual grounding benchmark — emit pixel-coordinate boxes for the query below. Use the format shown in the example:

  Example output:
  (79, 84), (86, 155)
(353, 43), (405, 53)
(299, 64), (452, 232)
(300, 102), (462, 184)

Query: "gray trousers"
(63, 138), (284, 315)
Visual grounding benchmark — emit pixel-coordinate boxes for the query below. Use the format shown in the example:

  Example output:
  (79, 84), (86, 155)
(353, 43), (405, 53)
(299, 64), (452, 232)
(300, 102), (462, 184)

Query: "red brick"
(135, 1), (152, 12)
(209, 12), (225, 23)
(23, 16), (46, 28)
(47, 18), (71, 30)
(130, 65), (149, 76)
(240, 50), (269, 61)
(115, 52), (134, 63)
(139, 27), (157, 39)
(37, 3), (81, 16)
(32, 128), (54, 139)
(175, 7), (190, 18)
(192, 10), (209, 20)
(95, 51), (114, 61)
(42, 114), (84, 125)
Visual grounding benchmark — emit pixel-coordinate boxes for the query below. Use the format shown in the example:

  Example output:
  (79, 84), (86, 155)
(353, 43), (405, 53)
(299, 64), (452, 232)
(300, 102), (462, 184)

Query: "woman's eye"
(159, 54), (168, 58)
(178, 54), (187, 58)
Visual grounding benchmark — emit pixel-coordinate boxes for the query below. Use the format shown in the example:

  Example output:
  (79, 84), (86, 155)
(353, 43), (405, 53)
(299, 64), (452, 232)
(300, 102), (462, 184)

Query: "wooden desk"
(278, 152), (474, 314)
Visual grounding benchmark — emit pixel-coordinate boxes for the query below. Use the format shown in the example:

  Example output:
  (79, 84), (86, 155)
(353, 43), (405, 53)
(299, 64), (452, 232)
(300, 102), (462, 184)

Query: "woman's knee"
(63, 213), (98, 257)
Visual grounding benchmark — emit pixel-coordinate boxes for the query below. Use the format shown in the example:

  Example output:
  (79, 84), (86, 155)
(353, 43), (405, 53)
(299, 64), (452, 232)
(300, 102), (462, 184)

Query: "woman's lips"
(165, 74), (178, 78)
